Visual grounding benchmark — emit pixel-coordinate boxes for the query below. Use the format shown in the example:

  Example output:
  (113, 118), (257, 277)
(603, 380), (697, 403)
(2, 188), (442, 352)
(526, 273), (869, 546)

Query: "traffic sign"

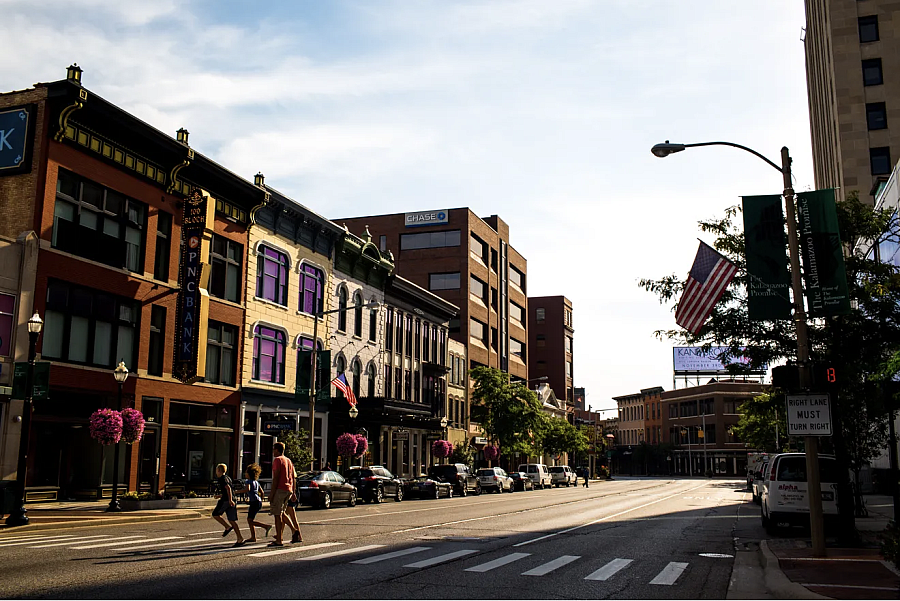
(11, 362), (50, 400)
(786, 394), (832, 436)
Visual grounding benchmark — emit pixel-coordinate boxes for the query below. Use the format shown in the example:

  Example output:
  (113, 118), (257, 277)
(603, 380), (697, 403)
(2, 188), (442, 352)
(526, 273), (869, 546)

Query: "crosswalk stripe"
(120, 538), (222, 551)
(585, 558), (633, 581)
(522, 555), (581, 576)
(351, 546), (432, 565)
(196, 542), (269, 556)
(296, 545), (386, 561)
(0, 535), (82, 548)
(127, 540), (234, 555)
(31, 536), (114, 548)
(465, 552), (531, 572)
(0, 534), (58, 543)
(650, 561), (688, 585)
(404, 549), (478, 569)
(67, 536), (155, 549)
(246, 542), (344, 558)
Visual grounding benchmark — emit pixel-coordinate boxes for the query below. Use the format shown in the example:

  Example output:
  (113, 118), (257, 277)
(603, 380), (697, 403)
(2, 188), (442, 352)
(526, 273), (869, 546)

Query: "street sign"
(393, 430), (409, 441)
(11, 362), (50, 400)
(262, 421), (295, 434)
(786, 394), (832, 436)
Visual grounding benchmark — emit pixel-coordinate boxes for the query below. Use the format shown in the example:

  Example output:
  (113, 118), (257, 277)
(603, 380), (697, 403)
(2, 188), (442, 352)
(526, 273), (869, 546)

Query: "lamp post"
(439, 416), (449, 464)
(349, 404), (359, 420)
(6, 312), (43, 527)
(108, 361), (129, 512)
(651, 140), (825, 556)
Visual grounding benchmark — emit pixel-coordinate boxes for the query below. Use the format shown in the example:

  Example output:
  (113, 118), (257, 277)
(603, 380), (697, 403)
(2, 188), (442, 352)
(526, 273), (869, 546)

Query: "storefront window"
(165, 401), (235, 484)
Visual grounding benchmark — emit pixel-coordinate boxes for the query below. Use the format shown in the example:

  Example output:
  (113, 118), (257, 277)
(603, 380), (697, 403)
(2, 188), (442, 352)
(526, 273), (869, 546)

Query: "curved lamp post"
(651, 139), (825, 556)
(108, 361), (129, 512)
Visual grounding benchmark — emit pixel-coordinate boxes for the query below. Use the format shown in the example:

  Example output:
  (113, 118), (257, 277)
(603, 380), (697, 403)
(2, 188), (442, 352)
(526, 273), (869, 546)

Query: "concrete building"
(804, 0), (900, 202)
(528, 295), (574, 404)
(613, 390), (651, 447)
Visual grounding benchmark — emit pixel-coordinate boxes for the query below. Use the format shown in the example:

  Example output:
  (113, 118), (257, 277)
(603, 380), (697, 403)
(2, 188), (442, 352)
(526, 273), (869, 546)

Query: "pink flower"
(336, 432), (359, 456)
(431, 439), (453, 458)
(89, 409), (123, 446)
(354, 434), (368, 457)
(120, 408), (145, 444)
(484, 445), (500, 460)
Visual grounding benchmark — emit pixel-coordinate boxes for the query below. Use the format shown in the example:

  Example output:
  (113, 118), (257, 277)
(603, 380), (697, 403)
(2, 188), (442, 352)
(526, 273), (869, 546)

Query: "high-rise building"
(527, 296), (574, 403)
(804, 0), (900, 202)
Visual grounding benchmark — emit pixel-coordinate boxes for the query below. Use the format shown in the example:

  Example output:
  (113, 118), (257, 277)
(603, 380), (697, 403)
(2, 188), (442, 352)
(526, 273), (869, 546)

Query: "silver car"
(476, 467), (514, 493)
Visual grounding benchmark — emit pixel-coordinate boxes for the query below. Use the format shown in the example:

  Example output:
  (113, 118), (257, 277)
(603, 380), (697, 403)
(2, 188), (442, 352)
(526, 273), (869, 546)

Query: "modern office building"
(528, 295), (574, 404)
(804, 0), (900, 202)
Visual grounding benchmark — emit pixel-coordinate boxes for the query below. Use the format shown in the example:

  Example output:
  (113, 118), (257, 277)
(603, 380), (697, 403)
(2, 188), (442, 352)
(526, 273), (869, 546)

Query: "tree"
(449, 438), (476, 466)
(542, 416), (588, 460)
(278, 429), (314, 472)
(470, 366), (547, 457)
(732, 392), (789, 453)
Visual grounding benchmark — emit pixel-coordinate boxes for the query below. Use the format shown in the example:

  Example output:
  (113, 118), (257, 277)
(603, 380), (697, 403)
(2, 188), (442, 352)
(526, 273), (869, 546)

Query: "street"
(0, 478), (763, 599)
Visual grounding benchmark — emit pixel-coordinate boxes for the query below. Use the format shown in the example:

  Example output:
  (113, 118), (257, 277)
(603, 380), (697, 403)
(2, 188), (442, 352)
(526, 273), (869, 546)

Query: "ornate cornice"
(54, 88), (87, 142)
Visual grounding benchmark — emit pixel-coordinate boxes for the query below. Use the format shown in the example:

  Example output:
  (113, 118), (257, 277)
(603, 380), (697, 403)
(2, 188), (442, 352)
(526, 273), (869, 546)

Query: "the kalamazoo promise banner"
(796, 189), (851, 317)
(742, 194), (792, 320)
(173, 188), (211, 383)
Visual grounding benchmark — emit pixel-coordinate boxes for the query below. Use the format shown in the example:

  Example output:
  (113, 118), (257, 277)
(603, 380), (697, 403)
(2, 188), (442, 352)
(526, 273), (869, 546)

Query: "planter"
(118, 498), (218, 511)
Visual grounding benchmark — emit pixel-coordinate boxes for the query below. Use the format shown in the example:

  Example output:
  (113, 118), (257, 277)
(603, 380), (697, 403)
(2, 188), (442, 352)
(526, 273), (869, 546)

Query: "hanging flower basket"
(484, 445), (500, 461)
(120, 408), (146, 444)
(89, 408), (123, 446)
(354, 434), (368, 458)
(336, 432), (359, 457)
(432, 439), (453, 458)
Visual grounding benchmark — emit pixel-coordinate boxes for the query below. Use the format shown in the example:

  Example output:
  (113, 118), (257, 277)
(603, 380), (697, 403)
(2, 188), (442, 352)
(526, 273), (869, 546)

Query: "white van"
(760, 453), (839, 533)
(518, 463), (552, 489)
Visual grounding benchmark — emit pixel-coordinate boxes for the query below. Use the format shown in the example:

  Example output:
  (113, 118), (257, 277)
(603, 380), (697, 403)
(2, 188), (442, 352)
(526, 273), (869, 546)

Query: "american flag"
(331, 372), (357, 406)
(675, 241), (738, 335)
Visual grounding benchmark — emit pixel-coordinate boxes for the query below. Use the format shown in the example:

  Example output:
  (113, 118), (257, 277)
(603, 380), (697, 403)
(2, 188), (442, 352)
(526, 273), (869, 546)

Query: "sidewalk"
(759, 495), (900, 599)
(0, 499), (209, 532)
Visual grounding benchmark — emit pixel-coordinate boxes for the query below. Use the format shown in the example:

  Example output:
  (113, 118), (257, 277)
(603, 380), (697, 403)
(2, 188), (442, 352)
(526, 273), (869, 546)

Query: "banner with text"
(796, 189), (851, 317)
(742, 194), (792, 320)
(173, 188), (211, 383)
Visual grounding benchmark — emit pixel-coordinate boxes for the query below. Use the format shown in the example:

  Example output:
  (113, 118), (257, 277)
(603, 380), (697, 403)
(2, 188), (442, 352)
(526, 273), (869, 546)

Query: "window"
(353, 292), (363, 337)
(405, 314), (413, 357)
(53, 169), (146, 272)
(448, 318), (460, 334)
(337, 287), (348, 332)
(510, 338), (526, 361)
(470, 318), (487, 345)
(299, 264), (324, 315)
(535, 307), (545, 323)
(510, 301), (525, 324)
(209, 235), (242, 303)
(385, 308), (394, 351)
(490, 287), (498, 312)
(509, 265), (525, 291)
(404, 369), (412, 401)
(565, 309), (573, 328)
(536, 334), (546, 347)
(369, 306), (378, 342)
(334, 356), (346, 400)
(862, 58), (883, 86)
(367, 364), (376, 398)
(256, 246), (289, 305)
(252, 325), (285, 383)
(396, 311), (404, 356)
(565, 335), (573, 354)
(871, 147), (892, 175)
(470, 275), (487, 304)
(867, 102), (887, 130)
(429, 272), (460, 290)
(423, 323), (430, 358)
(379, 235), (387, 252)
(699, 398), (714, 415)
(384, 364), (392, 398)
(148, 306), (166, 376)
(723, 398), (742, 414)
(702, 424), (716, 445)
(351, 359), (361, 399)
(0, 293), (14, 357)
(490, 248), (498, 272)
(439, 329), (447, 366)
(680, 401), (698, 418)
(415, 319), (421, 359)
(859, 15), (879, 43)
(470, 234), (489, 264)
(42, 280), (138, 368)
(206, 321), (237, 386)
(490, 327), (498, 351)
(669, 404), (678, 419)
(400, 229), (461, 250)
(153, 211), (172, 282)
(566, 360), (572, 378)
(394, 366), (402, 400)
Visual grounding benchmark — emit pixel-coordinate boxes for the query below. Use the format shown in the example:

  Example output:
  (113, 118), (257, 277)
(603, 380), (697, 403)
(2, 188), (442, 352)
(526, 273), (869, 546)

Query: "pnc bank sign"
(173, 188), (211, 384)
(405, 210), (448, 227)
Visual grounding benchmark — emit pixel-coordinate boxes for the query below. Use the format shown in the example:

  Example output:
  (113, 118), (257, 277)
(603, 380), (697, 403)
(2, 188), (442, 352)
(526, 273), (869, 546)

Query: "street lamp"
(6, 312), (43, 527)
(439, 416), (449, 464)
(108, 361), (129, 512)
(652, 139), (826, 555)
(349, 405), (359, 419)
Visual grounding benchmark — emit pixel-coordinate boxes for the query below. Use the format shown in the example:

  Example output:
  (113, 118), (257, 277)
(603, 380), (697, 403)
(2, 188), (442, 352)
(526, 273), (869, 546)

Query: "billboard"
(673, 346), (767, 374)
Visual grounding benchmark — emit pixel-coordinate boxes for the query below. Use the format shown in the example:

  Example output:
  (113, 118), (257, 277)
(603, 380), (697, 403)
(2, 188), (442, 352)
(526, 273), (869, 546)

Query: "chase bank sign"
(405, 210), (449, 228)
(0, 105), (34, 175)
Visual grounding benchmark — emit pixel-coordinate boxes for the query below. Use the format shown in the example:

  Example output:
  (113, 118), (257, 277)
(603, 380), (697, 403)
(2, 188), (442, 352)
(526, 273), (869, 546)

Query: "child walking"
(211, 463), (245, 547)
(235, 463), (272, 542)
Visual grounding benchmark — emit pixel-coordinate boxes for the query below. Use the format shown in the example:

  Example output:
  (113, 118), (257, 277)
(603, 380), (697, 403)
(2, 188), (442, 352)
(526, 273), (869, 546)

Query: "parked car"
(760, 453), (839, 533)
(751, 458), (769, 504)
(477, 467), (514, 493)
(403, 475), (454, 499)
(509, 471), (534, 491)
(518, 463), (552, 489)
(549, 466), (577, 487)
(296, 471), (357, 509)
(747, 453), (768, 490)
(345, 466), (404, 503)
(427, 464), (482, 496)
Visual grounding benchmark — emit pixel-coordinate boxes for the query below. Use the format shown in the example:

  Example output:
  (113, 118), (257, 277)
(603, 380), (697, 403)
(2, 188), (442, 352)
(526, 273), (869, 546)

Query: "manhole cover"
(699, 553), (734, 558)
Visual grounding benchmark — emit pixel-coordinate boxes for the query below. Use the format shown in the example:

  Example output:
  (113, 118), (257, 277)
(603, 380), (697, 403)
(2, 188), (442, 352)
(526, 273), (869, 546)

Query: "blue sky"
(3, 1), (813, 415)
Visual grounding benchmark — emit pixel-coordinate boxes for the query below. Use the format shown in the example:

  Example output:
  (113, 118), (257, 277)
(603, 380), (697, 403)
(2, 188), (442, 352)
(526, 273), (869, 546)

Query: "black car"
(345, 466), (404, 503)
(403, 476), (454, 499)
(427, 464), (482, 496)
(509, 471), (534, 492)
(296, 471), (357, 509)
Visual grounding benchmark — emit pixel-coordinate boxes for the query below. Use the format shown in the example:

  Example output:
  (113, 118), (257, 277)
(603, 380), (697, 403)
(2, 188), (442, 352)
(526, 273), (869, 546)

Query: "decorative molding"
(62, 120), (167, 187)
(167, 148), (194, 194)
(249, 190), (271, 225)
(54, 89), (87, 142)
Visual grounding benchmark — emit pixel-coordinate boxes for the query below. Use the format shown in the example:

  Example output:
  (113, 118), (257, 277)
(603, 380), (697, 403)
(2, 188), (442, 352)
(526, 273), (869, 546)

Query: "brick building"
(528, 295), (574, 404)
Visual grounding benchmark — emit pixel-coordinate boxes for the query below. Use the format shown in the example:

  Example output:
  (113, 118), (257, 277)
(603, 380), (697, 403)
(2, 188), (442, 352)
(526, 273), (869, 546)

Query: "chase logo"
(0, 106), (32, 173)
(405, 210), (449, 227)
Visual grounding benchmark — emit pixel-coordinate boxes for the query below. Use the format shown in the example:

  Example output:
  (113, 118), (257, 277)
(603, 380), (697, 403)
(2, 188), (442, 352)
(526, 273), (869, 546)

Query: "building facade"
(642, 386), (664, 445)
(447, 338), (469, 452)
(804, 0), (900, 202)
(528, 295), (574, 404)
(613, 391), (647, 447)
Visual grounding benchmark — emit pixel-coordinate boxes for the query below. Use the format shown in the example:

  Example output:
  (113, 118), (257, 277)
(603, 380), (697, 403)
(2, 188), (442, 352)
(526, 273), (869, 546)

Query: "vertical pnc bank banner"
(173, 188), (212, 383)
(742, 195), (792, 320)
(796, 189), (851, 317)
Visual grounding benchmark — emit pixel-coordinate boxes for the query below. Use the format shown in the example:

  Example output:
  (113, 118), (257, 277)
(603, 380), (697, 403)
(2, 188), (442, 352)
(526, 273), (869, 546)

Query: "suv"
(477, 467), (514, 493)
(549, 466), (576, 487)
(427, 464), (482, 496)
(751, 458), (769, 504)
(760, 453), (839, 533)
(518, 464), (552, 489)
(345, 466), (404, 504)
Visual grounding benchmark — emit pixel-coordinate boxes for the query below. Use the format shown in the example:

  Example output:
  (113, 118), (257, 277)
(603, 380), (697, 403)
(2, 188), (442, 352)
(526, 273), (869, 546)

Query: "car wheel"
(448, 487), (453, 499)
(348, 491), (357, 507)
(374, 487), (383, 504)
(434, 487), (441, 500)
(321, 492), (332, 510)
(396, 487), (404, 502)
(475, 484), (482, 496)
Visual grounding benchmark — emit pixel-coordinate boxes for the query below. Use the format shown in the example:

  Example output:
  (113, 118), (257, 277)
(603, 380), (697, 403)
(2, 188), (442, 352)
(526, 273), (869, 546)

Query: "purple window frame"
(256, 246), (289, 305)
(299, 264), (324, 315)
(252, 325), (285, 383)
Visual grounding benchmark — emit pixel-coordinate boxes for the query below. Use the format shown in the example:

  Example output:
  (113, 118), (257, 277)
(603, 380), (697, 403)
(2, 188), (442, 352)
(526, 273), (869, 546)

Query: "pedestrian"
(324, 461), (331, 471)
(235, 463), (271, 542)
(211, 463), (245, 547)
(581, 467), (589, 488)
(268, 442), (301, 547)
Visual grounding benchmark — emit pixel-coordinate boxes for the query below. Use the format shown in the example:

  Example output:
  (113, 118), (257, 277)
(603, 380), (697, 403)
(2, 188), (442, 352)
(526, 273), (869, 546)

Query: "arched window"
(256, 246), (289, 305)
(353, 292), (363, 337)
(334, 355), (346, 399)
(337, 287), (348, 332)
(351, 359), (361, 400)
(299, 263), (324, 314)
(368, 303), (378, 342)
(252, 325), (285, 383)
(366, 363), (376, 398)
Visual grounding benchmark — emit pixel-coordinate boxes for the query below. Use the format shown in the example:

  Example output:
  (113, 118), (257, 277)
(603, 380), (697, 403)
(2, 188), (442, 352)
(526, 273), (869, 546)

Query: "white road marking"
(585, 558), (633, 581)
(351, 546), (432, 565)
(247, 542), (344, 558)
(119, 538), (222, 551)
(404, 549), (478, 568)
(464, 552), (531, 572)
(521, 555), (581, 576)
(650, 561), (689, 585)
(0, 534), (57, 543)
(31, 536), (114, 548)
(71, 536), (174, 549)
(295, 544), (385, 561)
(0, 535), (82, 547)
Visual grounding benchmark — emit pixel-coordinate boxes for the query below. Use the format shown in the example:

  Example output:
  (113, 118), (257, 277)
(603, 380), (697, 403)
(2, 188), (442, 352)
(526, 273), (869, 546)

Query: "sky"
(2, 0), (814, 416)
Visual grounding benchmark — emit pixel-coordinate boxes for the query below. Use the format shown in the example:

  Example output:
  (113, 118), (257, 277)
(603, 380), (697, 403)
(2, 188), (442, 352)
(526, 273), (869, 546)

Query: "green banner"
(742, 195), (792, 320)
(11, 361), (50, 400)
(796, 189), (851, 317)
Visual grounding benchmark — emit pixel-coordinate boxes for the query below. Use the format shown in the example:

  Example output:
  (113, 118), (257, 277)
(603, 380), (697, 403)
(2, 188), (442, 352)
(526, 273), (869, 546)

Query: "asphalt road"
(0, 477), (765, 599)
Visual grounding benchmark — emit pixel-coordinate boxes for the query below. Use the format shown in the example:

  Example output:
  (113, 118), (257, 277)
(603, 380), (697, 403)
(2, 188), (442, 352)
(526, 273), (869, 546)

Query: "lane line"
(649, 561), (689, 585)
(585, 558), (633, 581)
(464, 552), (531, 573)
(351, 547), (432, 565)
(246, 542), (344, 558)
(514, 482), (709, 547)
(522, 555), (581, 576)
(71, 536), (175, 550)
(31, 536), (114, 548)
(404, 549), (478, 568)
(295, 544), (386, 561)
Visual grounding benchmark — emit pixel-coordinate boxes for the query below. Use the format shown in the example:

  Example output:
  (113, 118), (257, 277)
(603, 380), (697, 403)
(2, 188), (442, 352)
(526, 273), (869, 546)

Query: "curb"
(0, 510), (205, 533)
(758, 540), (831, 600)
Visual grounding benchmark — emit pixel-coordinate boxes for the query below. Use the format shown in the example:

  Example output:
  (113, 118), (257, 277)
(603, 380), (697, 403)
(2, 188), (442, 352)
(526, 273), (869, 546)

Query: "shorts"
(212, 499), (238, 522)
(269, 489), (291, 517)
(248, 500), (262, 521)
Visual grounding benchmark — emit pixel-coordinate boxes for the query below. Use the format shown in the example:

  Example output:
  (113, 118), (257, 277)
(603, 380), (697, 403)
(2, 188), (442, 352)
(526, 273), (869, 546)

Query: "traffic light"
(772, 362), (836, 390)
(772, 364), (800, 389)
(811, 362), (837, 388)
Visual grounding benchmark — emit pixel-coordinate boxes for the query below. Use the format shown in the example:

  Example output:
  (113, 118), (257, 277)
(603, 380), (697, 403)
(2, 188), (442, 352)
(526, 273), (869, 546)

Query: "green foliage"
(278, 429), (314, 470)
(470, 366), (547, 457)
(449, 438), (476, 466)
(732, 393), (788, 453)
(881, 520), (900, 570)
(542, 416), (588, 456)
(120, 491), (153, 501)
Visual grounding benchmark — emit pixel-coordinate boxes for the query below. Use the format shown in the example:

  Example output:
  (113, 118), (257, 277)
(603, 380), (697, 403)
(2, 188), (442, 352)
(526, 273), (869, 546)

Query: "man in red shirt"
(268, 442), (301, 546)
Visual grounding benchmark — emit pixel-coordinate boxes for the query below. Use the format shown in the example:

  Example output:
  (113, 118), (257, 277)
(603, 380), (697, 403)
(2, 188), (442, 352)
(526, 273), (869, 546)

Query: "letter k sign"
(0, 128), (14, 151)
